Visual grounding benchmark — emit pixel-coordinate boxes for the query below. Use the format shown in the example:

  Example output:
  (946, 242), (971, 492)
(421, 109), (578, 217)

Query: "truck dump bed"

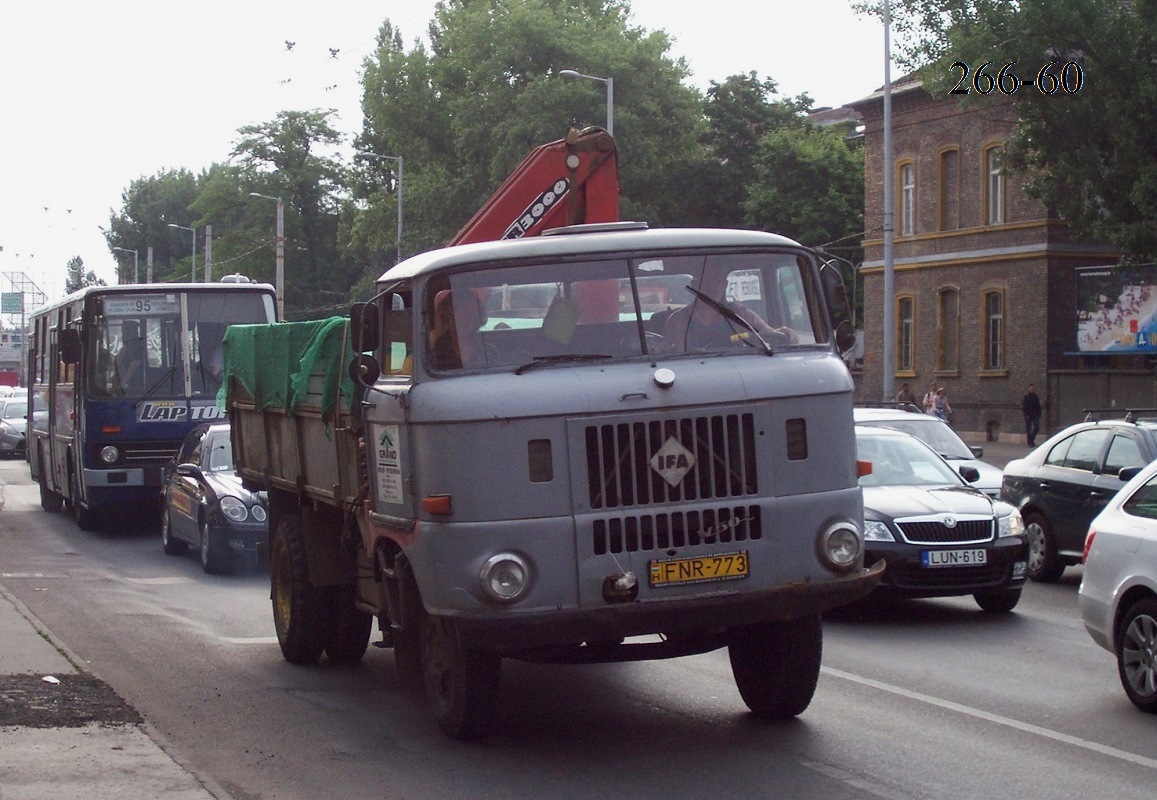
(223, 318), (363, 508)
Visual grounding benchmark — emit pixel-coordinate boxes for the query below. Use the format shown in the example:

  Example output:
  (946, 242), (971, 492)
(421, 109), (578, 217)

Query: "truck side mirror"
(349, 302), (380, 353)
(819, 261), (856, 355)
(58, 329), (82, 364)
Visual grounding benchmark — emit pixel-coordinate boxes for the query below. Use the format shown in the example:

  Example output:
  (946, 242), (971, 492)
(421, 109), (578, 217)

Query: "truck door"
(363, 290), (415, 523)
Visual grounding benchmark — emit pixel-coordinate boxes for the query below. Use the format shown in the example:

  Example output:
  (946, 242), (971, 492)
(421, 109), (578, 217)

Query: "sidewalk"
(0, 582), (224, 800)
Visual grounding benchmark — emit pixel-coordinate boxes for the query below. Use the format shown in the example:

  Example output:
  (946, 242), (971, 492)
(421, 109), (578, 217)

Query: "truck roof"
(377, 226), (807, 283)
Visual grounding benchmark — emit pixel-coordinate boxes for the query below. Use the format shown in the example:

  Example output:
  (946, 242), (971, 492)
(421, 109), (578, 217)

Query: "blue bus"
(28, 280), (277, 530)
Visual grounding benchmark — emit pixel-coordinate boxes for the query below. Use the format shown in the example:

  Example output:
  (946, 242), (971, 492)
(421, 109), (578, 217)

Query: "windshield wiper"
(515, 353), (613, 375)
(685, 285), (775, 355)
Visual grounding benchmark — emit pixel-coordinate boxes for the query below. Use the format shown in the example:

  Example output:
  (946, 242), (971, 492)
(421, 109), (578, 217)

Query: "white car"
(1078, 460), (1157, 713)
(853, 407), (1004, 497)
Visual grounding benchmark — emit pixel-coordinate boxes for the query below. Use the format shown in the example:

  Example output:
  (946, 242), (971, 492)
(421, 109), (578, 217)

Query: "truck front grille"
(116, 440), (183, 465)
(592, 505), (762, 555)
(584, 414), (758, 510)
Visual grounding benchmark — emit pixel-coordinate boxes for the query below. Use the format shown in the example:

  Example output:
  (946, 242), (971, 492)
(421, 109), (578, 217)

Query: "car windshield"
(416, 249), (826, 372)
(1, 401), (26, 420)
(868, 417), (975, 459)
(205, 431), (234, 472)
(857, 431), (965, 488)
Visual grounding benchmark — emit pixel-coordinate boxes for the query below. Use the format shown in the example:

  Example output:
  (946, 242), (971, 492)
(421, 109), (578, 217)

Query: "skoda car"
(857, 425), (1028, 612)
(854, 406), (1004, 496)
(161, 422), (267, 573)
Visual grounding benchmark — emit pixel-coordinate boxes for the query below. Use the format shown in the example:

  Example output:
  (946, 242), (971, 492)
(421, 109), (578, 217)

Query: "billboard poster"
(1076, 264), (1157, 353)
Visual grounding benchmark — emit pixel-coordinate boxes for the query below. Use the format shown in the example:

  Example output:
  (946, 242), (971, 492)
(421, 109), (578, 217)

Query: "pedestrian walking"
(922, 382), (938, 414)
(1022, 382), (1042, 447)
(895, 382), (916, 406)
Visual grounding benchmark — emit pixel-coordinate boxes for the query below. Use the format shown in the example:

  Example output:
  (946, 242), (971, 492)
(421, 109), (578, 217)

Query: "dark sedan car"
(857, 425), (1028, 612)
(161, 422), (267, 573)
(1000, 416), (1157, 583)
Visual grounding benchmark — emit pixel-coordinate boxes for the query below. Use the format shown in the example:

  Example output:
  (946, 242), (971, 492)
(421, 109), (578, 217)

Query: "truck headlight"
(818, 522), (861, 572)
(100, 446), (120, 464)
(479, 553), (530, 604)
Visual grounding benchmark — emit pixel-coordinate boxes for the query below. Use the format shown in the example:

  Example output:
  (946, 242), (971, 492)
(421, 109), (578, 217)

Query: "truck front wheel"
(420, 612), (501, 740)
(728, 614), (822, 719)
(270, 514), (330, 665)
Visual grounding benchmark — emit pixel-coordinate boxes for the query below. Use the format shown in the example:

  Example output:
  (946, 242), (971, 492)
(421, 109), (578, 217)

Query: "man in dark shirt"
(1021, 383), (1042, 447)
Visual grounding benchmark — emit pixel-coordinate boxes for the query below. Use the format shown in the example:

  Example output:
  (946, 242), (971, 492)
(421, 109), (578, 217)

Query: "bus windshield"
(87, 289), (273, 399)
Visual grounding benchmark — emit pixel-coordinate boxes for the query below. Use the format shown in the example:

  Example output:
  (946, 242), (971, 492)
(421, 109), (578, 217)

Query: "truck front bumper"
(448, 560), (884, 653)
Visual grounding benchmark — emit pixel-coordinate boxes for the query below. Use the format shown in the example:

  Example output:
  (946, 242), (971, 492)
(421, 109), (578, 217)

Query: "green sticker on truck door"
(375, 424), (404, 505)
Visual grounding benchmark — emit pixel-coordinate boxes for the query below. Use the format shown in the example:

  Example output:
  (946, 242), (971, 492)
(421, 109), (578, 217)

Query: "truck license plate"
(921, 548), (987, 568)
(649, 551), (749, 587)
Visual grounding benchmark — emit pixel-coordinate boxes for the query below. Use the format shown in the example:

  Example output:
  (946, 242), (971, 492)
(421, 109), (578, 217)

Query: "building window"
(937, 287), (959, 372)
(985, 145), (1004, 225)
(897, 294), (915, 372)
(982, 289), (1004, 370)
(938, 148), (959, 231)
(899, 162), (915, 236)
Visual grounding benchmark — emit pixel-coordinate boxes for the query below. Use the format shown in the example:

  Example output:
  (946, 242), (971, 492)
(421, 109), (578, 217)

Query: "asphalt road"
(1, 456), (1154, 800)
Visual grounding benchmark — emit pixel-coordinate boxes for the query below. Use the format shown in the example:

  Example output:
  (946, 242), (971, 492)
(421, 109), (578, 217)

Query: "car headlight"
(479, 553), (531, 604)
(219, 495), (248, 522)
(818, 522), (862, 572)
(251, 504), (267, 523)
(863, 520), (896, 542)
(998, 510), (1025, 538)
(100, 445), (120, 464)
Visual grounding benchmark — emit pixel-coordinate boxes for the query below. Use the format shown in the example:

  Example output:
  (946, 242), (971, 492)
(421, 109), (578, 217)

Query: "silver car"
(1079, 461), (1157, 712)
(0, 396), (45, 458)
(854, 407), (1004, 496)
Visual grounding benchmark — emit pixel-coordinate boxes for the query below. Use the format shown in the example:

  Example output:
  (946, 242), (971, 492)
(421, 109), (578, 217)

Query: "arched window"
(982, 288), (1005, 371)
(899, 161), (916, 236)
(984, 145), (1005, 225)
(896, 294), (915, 373)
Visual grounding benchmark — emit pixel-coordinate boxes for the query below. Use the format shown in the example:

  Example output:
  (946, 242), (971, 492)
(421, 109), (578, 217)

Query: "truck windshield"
(422, 250), (826, 371)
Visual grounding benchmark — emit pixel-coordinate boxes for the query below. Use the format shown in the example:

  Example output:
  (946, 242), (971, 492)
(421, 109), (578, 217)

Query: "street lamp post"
(360, 153), (403, 264)
(111, 246), (139, 284)
(249, 193), (285, 320)
(559, 69), (614, 136)
(167, 224), (197, 283)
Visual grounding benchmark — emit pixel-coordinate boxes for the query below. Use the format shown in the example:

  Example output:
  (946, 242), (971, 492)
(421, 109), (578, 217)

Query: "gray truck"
(225, 224), (882, 739)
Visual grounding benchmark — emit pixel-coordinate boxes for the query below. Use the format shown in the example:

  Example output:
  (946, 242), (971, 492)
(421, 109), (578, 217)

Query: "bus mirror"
(59, 329), (82, 364)
(349, 302), (380, 353)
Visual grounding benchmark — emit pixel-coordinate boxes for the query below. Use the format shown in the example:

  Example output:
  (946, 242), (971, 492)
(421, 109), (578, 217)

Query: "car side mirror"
(176, 463), (203, 479)
(1118, 466), (1142, 482)
(970, 445), (984, 458)
(959, 465), (981, 483)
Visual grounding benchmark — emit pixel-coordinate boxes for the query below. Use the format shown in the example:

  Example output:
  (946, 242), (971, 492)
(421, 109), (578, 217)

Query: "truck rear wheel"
(270, 514), (330, 665)
(728, 614), (822, 719)
(324, 585), (373, 664)
(420, 612), (501, 740)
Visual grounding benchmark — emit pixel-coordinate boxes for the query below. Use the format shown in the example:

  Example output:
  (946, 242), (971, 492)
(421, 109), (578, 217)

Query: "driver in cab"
(662, 268), (797, 351)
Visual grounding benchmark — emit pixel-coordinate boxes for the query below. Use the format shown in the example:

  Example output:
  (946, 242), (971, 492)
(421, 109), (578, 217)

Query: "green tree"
(64, 256), (105, 294)
(863, 0), (1157, 261)
(352, 0), (705, 282)
(104, 169), (199, 283)
(743, 123), (864, 252)
(229, 110), (353, 318)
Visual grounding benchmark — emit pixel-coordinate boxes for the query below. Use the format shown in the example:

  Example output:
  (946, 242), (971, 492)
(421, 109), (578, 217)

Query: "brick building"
(845, 78), (1135, 443)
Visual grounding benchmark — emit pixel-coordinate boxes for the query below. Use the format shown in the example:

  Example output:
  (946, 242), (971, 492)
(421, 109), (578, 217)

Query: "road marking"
(1, 572), (66, 579)
(823, 666), (1157, 770)
(123, 577), (195, 586)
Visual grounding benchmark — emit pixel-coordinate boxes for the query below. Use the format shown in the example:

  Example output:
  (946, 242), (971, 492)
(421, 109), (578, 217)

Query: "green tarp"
(218, 317), (357, 418)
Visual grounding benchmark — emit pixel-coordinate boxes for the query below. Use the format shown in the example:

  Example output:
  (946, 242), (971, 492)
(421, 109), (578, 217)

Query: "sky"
(0, 0), (890, 310)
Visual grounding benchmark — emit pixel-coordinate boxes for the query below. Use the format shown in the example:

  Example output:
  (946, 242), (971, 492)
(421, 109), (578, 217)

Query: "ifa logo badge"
(650, 436), (696, 488)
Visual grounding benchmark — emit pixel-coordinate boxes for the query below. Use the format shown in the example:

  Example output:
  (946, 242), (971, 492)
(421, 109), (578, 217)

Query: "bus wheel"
(420, 611), (501, 740)
(728, 614), (822, 719)
(270, 513), (329, 664)
(324, 585), (373, 664)
(38, 457), (63, 513)
(67, 470), (99, 532)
